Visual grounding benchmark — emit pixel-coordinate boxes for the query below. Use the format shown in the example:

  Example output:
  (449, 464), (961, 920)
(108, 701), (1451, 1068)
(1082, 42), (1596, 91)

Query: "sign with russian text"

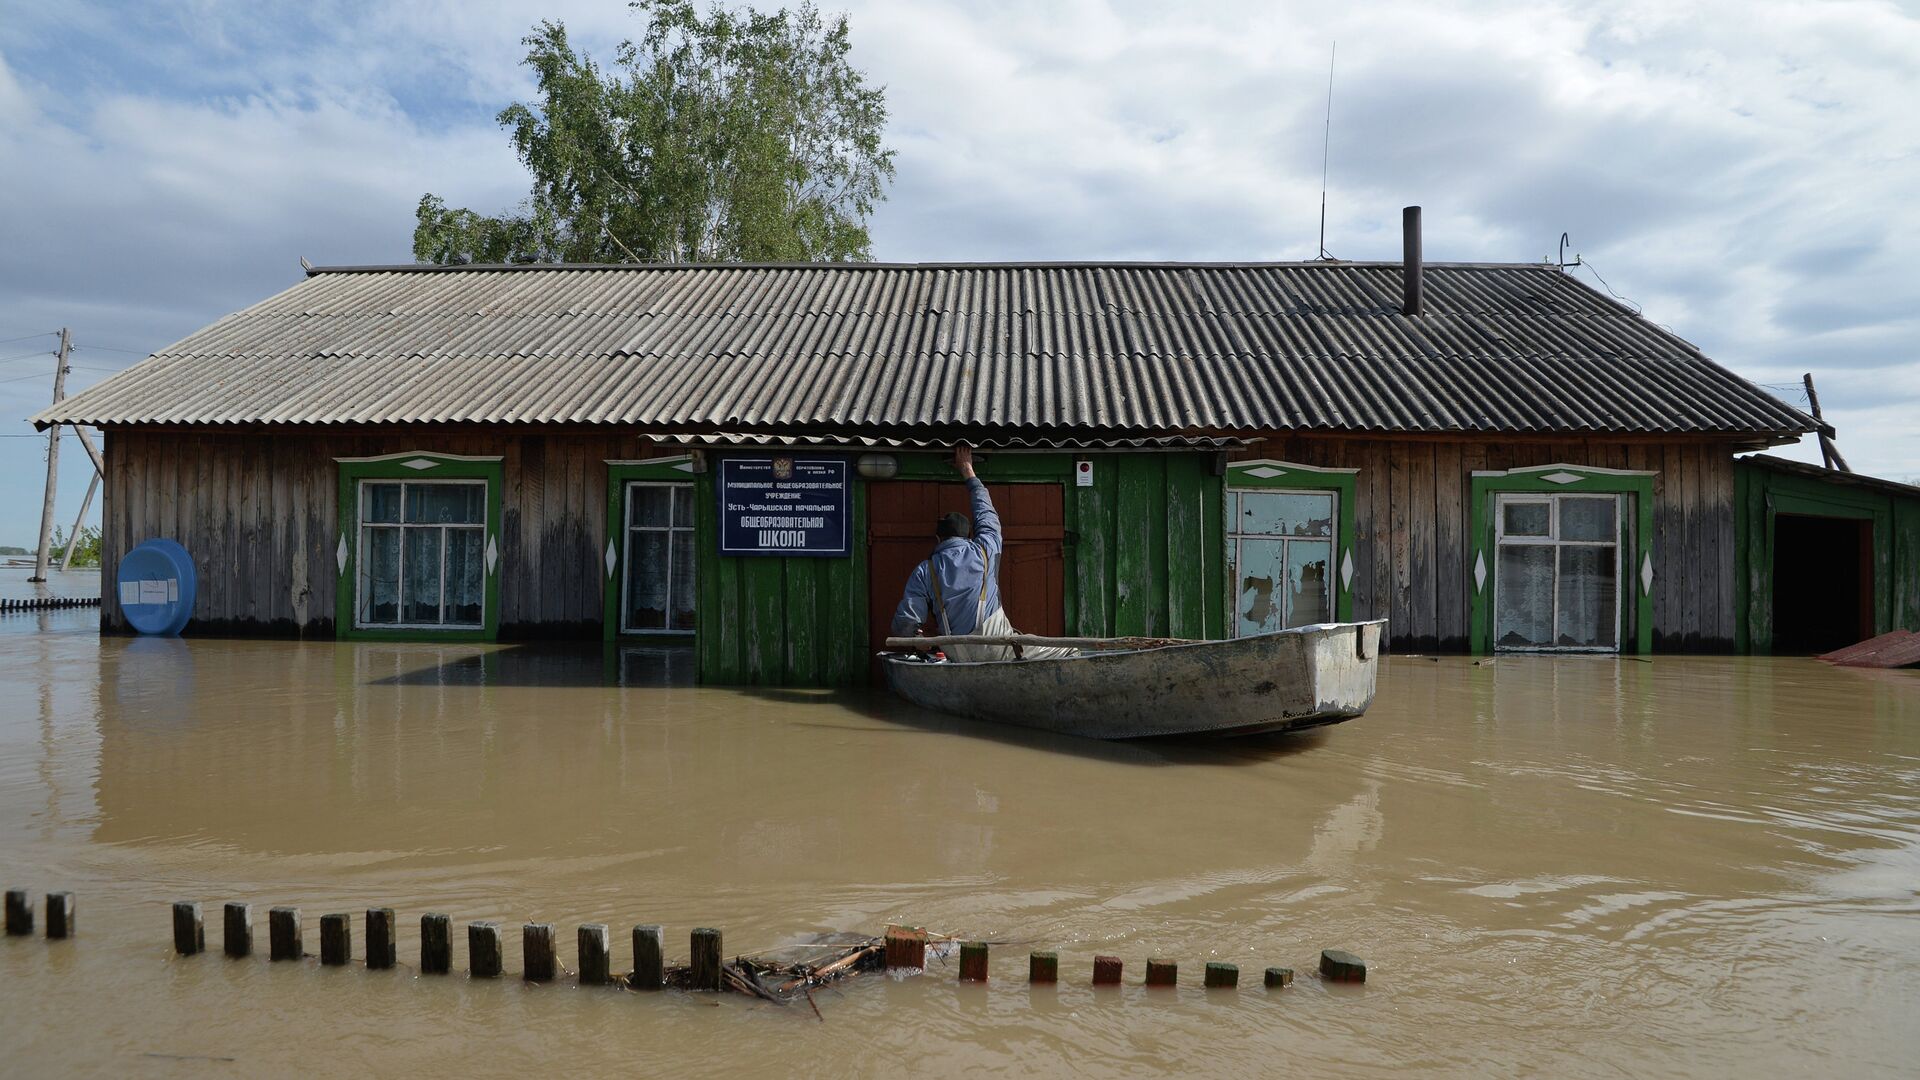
(717, 457), (851, 557)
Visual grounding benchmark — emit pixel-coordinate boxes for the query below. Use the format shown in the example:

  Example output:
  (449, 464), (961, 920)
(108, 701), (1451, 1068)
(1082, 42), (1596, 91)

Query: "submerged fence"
(6, 889), (1370, 1008)
(0, 596), (99, 613)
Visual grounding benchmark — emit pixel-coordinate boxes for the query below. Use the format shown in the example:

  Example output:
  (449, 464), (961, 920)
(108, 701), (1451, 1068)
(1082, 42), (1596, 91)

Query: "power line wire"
(0, 331), (56, 347)
(0, 350), (56, 365)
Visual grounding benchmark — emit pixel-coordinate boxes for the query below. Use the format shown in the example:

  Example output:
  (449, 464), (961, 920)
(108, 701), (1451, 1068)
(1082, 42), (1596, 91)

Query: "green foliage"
(415, 1), (894, 265)
(48, 525), (102, 567)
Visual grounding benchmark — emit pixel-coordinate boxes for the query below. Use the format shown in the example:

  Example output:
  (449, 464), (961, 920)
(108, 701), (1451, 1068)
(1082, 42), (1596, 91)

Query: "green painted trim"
(335, 452), (504, 642)
(1733, 460), (1907, 652)
(603, 457), (699, 643)
(1467, 465), (1655, 655)
(1225, 460), (1359, 623)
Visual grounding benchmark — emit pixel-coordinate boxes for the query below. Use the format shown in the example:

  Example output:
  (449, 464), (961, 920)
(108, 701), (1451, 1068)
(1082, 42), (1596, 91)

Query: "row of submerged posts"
(0, 596), (99, 613)
(163, 898), (1367, 999)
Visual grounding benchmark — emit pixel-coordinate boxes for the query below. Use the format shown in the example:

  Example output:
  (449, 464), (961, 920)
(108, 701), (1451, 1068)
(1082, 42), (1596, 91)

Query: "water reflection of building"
(46, 209), (1917, 685)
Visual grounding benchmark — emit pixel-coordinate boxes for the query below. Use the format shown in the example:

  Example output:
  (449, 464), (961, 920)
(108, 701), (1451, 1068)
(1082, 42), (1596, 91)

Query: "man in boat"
(889, 445), (1076, 662)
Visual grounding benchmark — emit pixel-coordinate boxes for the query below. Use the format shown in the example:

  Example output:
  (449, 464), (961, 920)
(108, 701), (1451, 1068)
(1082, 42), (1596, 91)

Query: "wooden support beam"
(958, 941), (988, 982)
(268, 907), (302, 961)
(524, 923), (556, 982)
(689, 927), (723, 991)
(1320, 949), (1367, 983)
(1028, 951), (1058, 984)
(469, 922), (502, 978)
(631, 925), (664, 990)
(223, 903), (252, 958)
(420, 913), (452, 974)
(319, 914), (351, 966)
(578, 924), (611, 986)
(885, 925), (926, 970)
(4, 890), (31, 936)
(172, 901), (203, 956)
(365, 908), (396, 969)
(45, 892), (73, 939)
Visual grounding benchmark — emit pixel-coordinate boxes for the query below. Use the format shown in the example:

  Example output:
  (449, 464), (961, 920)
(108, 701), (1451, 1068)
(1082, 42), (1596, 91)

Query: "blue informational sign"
(117, 538), (197, 635)
(717, 457), (851, 557)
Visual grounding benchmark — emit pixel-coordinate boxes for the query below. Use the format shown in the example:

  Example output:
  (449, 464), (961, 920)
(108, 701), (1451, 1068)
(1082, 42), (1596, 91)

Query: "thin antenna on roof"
(1556, 233), (1580, 270)
(1317, 42), (1336, 261)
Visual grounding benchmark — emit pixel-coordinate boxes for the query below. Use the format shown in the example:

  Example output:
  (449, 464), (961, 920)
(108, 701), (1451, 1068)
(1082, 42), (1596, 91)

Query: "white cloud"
(1, 0), (1917, 540)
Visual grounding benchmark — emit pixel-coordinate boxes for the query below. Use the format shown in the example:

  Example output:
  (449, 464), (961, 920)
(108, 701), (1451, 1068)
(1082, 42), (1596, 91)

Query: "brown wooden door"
(867, 481), (1065, 677)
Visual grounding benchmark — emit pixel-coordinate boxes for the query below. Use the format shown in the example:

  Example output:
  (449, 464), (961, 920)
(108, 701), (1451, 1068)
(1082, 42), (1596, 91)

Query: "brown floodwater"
(2, 610), (1918, 1077)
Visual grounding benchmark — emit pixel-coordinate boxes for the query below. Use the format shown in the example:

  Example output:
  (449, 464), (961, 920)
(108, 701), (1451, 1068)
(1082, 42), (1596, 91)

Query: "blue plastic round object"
(117, 538), (197, 635)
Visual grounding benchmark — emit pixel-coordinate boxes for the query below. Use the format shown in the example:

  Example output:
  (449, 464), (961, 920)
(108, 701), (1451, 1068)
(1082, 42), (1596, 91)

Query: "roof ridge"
(307, 260), (1570, 275)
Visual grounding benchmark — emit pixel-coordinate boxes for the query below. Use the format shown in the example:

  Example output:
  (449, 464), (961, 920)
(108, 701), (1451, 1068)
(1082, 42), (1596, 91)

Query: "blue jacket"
(890, 477), (1002, 637)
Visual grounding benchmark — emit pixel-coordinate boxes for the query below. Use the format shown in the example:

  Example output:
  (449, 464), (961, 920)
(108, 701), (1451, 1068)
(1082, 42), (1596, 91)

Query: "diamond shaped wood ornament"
(1640, 552), (1654, 595)
(1473, 551), (1488, 592)
(1541, 471), (1583, 485)
(485, 535), (498, 575)
(336, 534), (348, 574)
(1243, 466), (1286, 479)
(605, 539), (618, 579)
(1340, 548), (1355, 590)
(402, 458), (439, 471)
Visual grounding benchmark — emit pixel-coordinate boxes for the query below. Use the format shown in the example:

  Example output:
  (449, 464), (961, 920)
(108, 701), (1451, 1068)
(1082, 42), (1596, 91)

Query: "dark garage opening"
(1772, 514), (1873, 654)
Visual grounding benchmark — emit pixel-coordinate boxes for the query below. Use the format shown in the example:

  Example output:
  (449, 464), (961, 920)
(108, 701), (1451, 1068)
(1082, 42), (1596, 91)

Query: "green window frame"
(1469, 464), (1655, 655)
(1224, 460), (1358, 626)
(603, 457), (700, 641)
(334, 452), (504, 642)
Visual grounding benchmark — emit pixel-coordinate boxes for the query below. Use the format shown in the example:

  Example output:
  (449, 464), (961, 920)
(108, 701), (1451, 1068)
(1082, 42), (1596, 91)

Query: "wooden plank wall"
(1250, 436), (1739, 652)
(100, 429), (661, 637)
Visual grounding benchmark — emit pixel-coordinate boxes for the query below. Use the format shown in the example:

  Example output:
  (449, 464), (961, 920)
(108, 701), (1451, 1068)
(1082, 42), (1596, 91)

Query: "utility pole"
(29, 328), (71, 582)
(1802, 372), (1851, 474)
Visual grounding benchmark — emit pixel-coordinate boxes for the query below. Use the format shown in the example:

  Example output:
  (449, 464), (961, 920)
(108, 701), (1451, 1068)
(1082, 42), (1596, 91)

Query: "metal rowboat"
(881, 620), (1385, 739)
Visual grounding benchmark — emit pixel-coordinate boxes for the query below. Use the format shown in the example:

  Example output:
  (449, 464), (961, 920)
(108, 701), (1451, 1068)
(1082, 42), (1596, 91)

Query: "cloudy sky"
(2, 0), (1916, 545)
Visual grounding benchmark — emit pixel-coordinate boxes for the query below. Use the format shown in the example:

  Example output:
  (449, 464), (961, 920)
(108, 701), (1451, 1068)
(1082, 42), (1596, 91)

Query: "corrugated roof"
(36, 261), (1815, 439)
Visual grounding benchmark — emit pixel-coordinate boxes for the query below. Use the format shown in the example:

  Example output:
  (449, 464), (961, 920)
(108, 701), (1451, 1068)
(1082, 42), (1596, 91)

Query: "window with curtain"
(1229, 489), (1335, 636)
(1493, 493), (1621, 650)
(622, 482), (695, 633)
(356, 480), (486, 628)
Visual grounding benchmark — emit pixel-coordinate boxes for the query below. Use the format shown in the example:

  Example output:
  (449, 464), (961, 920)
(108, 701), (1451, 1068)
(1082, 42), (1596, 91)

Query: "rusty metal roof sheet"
(36, 261), (1816, 439)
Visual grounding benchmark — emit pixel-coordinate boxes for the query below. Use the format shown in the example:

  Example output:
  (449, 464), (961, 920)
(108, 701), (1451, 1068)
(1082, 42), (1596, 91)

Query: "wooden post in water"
(223, 903), (252, 958)
(469, 922), (502, 978)
(632, 925), (664, 990)
(1320, 949), (1366, 983)
(420, 913), (452, 974)
(269, 907), (302, 961)
(885, 925), (926, 970)
(1092, 955), (1122, 986)
(1145, 958), (1178, 987)
(319, 914), (351, 966)
(172, 901), (204, 956)
(365, 908), (396, 969)
(524, 923), (556, 982)
(578, 924), (611, 986)
(5, 890), (32, 935)
(45, 892), (73, 939)
(1029, 951), (1058, 984)
(958, 942), (989, 982)
(689, 928), (723, 991)
(1264, 966), (1294, 989)
(1204, 962), (1239, 989)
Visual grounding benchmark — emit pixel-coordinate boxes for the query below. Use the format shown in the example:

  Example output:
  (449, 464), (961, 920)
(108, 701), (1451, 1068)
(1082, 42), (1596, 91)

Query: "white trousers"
(943, 606), (1079, 662)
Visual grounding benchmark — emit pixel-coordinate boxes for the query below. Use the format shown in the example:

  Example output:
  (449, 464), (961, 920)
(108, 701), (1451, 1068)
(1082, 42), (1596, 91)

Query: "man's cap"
(936, 512), (971, 539)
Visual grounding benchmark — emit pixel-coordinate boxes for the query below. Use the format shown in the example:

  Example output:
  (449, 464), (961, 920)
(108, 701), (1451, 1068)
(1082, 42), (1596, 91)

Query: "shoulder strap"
(972, 539), (997, 623)
(925, 557), (953, 636)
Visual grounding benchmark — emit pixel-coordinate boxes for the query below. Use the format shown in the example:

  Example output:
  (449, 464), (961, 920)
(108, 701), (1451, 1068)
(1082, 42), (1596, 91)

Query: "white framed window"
(356, 479), (487, 629)
(622, 481), (695, 634)
(1228, 489), (1335, 635)
(1493, 493), (1621, 651)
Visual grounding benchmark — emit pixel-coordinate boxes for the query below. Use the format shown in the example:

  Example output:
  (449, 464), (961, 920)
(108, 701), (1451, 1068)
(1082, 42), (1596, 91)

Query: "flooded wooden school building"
(38, 222), (1920, 684)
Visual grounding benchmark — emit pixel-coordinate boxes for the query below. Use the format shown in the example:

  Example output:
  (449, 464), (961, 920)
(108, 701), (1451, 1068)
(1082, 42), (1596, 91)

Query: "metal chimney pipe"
(1402, 206), (1423, 316)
